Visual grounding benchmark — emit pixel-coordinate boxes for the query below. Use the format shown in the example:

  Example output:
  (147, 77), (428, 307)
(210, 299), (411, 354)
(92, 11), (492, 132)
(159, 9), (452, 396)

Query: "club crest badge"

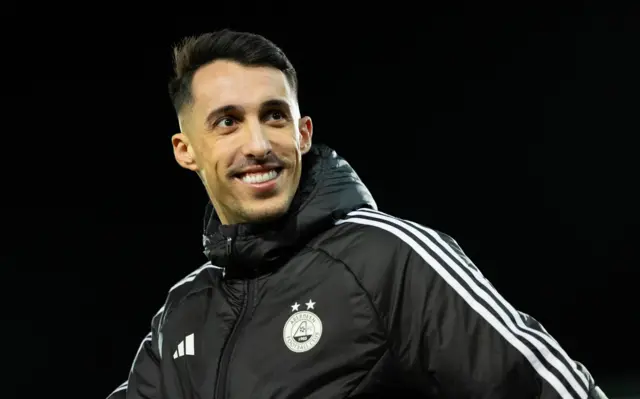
(283, 299), (323, 353)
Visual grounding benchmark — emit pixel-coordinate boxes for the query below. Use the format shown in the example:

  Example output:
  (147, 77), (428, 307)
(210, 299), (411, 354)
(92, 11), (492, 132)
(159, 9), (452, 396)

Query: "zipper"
(214, 236), (257, 399)
(226, 236), (233, 258)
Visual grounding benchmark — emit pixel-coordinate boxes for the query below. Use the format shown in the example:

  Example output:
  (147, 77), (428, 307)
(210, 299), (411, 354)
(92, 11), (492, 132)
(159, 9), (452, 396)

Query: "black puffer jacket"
(107, 144), (606, 399)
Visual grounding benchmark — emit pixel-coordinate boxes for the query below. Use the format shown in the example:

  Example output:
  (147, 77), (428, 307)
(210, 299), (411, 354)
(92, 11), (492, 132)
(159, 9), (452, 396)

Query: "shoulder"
(320, 207), (460, 261)
(167, 261), (223, 295)
(314, 208), (473, 329)
(315, 207), (473, 284)
(152, 261), (224, 327)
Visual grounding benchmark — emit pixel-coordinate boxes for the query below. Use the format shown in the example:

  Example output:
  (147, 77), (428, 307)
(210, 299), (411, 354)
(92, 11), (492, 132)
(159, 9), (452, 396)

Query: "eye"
(269, 111), (284, 120)
(266, 110), (288, 122)
(216, 117), (236, 128)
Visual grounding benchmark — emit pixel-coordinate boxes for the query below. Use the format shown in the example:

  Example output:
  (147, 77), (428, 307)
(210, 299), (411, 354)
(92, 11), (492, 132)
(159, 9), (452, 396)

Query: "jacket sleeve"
(106, 308), (163, 399)
(388, 226), (607, 399)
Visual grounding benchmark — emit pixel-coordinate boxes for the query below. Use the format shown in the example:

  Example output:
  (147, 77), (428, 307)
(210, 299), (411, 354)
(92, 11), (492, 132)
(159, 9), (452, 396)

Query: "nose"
(242, 122), (272, 159)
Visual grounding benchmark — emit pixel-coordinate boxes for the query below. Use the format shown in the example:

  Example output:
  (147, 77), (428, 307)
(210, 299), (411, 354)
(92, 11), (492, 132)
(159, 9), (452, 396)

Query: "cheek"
(271, 128), (301, 152)
(197, 140), (217, 163)
(203, 140), (240, 177)
(192, 142), (220, 178)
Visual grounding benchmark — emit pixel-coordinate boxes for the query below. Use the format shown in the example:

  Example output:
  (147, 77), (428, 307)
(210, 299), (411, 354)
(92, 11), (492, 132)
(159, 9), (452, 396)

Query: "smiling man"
(172, 57), (310, 225)
(106, 30), (607, 399)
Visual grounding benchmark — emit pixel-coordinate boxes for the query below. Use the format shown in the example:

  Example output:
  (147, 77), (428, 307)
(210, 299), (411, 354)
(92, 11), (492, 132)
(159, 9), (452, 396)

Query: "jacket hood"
(202, 144), (377, 277)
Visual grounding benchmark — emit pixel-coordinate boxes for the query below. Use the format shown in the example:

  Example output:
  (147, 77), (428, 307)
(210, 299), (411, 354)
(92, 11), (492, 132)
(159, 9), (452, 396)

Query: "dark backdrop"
(2, 5), (638, 398)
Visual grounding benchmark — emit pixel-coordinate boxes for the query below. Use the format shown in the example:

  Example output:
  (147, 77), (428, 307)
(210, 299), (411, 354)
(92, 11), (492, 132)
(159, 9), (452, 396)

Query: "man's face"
(172, 60), (313, 225)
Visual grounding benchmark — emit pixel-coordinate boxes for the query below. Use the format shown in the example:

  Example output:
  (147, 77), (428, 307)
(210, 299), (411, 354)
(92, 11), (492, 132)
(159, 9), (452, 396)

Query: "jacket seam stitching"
(310, 246), (391, 343)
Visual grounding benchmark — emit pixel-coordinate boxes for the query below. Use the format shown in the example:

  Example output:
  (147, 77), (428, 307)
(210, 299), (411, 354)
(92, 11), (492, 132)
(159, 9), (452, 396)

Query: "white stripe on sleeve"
(336, 211), (588, 399)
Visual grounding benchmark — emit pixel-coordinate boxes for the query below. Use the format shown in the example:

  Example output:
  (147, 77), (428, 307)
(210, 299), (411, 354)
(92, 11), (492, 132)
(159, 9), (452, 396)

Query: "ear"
(171, 132), (199, 172)
(298, 116), (313, 154)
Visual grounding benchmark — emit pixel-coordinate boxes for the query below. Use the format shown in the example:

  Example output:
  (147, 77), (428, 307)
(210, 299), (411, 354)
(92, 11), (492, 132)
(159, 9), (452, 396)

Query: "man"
(107, 29), (607, 398)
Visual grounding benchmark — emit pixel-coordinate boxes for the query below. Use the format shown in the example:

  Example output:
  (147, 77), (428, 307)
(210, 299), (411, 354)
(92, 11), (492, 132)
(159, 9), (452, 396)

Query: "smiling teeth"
(241, 170), (278, 184)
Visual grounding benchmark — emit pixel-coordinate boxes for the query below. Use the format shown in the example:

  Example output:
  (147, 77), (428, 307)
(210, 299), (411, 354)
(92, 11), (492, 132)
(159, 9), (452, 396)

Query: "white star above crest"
(305, 300), (316, 310)
(291, 302), (300, 312)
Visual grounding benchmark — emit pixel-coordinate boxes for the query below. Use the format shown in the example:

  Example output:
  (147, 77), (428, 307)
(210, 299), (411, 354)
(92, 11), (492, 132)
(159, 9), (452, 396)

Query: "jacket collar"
(201, 144), (377, 278)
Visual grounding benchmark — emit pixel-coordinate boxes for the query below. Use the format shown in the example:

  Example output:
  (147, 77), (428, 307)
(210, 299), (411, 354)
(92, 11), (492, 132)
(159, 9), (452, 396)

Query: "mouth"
(234, 167), (283, 186)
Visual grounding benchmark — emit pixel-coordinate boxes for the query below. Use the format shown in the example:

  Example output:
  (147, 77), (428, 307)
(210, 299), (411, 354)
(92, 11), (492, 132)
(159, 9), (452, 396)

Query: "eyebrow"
(205, 99), (292, 127)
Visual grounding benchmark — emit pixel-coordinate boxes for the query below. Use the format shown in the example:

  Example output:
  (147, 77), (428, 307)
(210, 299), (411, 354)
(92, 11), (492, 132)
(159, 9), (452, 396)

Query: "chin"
(239, 196), (293, 224)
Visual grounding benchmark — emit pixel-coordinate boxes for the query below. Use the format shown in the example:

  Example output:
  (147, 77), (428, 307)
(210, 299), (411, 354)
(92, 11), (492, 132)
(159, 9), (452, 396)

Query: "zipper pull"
(221, 236), (233, 279)
(226, 236), (233, 257)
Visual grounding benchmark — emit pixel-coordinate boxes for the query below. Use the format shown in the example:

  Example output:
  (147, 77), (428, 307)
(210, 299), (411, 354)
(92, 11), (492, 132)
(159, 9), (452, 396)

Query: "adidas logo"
(172, 333), (195, 359)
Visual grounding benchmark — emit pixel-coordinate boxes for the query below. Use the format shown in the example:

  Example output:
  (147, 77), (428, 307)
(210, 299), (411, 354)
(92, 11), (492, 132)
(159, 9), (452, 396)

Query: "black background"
(2, 5), (639, 398)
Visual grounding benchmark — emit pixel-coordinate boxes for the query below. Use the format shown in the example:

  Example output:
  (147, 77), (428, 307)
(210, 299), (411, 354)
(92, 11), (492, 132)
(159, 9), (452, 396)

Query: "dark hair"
(168, 29), (298, 114)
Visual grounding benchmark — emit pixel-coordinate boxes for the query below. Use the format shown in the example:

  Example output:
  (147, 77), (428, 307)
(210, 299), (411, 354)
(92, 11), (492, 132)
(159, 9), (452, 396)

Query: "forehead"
(190, 60), (293, 112)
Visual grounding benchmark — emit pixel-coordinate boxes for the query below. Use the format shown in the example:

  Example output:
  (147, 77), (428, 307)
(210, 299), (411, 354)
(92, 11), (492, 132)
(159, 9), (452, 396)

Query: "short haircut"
(168, 29), (298, 115)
